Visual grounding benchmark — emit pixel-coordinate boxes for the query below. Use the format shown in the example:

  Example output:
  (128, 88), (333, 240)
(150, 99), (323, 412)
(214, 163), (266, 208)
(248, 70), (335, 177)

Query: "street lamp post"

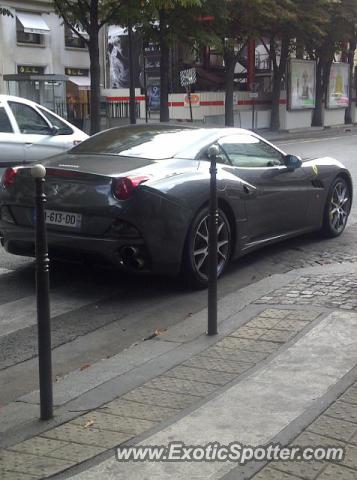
(31, 164), (53, 421)
(207, 145), (220, 336)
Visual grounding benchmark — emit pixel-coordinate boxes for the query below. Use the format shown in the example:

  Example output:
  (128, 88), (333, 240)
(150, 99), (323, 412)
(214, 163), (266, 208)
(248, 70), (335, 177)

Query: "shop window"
(65, 25), (86, 49)
(16, 18), (43, 45)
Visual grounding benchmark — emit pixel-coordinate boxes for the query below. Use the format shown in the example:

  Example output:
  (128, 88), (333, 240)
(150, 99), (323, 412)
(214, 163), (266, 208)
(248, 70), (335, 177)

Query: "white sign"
(327, 63), (350, 109)
(180, 68), (196, 87)
(289, 59), (316, 110)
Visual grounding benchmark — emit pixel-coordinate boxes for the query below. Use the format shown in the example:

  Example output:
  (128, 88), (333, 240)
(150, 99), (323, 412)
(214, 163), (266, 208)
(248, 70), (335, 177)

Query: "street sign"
(180, 68), (197, 87)
(249, 92), (259, 98)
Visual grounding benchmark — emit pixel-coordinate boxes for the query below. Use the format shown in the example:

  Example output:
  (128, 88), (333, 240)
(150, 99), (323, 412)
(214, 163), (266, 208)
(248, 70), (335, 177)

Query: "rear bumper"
(0, 223), (180, 275)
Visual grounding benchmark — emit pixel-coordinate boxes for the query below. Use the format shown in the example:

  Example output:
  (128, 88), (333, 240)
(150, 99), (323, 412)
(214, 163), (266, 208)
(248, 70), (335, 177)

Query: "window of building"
(16, 12), (50, 45)
(65, 25), (87, 49)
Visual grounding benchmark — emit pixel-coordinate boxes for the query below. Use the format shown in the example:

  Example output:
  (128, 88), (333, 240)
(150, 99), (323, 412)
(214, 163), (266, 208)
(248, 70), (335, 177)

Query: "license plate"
(44, 210), (82, 229)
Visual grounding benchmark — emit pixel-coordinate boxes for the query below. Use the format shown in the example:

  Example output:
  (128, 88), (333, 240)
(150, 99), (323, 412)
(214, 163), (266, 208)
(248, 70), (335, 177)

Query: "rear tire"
(182, 207), (231, 288)
(321, 176), (351, 238)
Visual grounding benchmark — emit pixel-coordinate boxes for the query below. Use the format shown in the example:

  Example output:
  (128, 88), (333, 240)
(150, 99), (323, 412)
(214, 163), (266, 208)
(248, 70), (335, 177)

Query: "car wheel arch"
(183, 197), (237, 263)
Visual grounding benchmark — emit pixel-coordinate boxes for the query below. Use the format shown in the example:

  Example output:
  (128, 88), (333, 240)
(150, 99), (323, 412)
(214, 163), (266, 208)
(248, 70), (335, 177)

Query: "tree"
(136, 0), (203, 122)
(305, 0), (357, 126)
(52, 0), (131, 134)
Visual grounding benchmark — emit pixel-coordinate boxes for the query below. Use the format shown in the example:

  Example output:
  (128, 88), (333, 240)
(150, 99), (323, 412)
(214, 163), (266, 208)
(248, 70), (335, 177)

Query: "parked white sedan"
(0, 95), (88, 167)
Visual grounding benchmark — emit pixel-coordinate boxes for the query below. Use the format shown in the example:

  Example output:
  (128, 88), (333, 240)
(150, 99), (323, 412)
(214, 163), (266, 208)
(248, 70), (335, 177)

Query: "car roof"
(0, 94), (43, 108)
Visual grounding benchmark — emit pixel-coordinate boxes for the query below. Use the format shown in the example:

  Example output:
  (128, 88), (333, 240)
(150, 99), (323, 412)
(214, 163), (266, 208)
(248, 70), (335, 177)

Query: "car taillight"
(1, 167), (18, 188)
(112, 176), (149, 200)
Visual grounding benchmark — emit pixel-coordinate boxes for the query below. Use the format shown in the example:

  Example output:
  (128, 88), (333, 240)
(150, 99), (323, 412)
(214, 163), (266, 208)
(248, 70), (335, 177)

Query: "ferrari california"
(0, 124), (352, 287)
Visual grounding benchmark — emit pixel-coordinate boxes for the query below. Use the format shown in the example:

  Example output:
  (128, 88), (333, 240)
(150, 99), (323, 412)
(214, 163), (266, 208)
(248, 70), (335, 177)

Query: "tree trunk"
(345, 41), (356, 124)
(270, 37), (289, 131)
(224, 50), (236, 127)
(88, 0), (100, 135)
(312, 56), (332, 127)
(89, 34), (101, 135)
(312, 61), (324, 126)
(159, 9), (169, 122)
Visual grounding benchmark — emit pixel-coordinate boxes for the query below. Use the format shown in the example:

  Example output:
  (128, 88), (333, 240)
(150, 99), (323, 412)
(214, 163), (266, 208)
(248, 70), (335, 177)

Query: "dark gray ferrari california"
(0, 125), (352, 287)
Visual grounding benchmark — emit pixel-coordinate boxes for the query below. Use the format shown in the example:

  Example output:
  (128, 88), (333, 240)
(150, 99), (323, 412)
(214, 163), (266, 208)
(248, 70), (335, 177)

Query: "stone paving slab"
(164, 364), (236, 385)
(100, 398), (180, 422)
(339, 384), (357, 406)
(0, 471), (39, 480)
(41, 423), (132, 449)
(143, 375), (219, 397)
(182, 354), (255, 375)
(306, 415), (357, 444)
(324, 400), (357, 423)
(199, 346), (269, 364)
(71, 411), (156, 435)
(8, 437), (68, 456)
(216, 336), (280, 353)
(121, 385), (201, 409)
(46, 443), (105, 463)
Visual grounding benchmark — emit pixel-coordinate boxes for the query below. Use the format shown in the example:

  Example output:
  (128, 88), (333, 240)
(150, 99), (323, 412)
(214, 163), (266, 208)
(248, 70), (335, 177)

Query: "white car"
(0, 95), (88, 166)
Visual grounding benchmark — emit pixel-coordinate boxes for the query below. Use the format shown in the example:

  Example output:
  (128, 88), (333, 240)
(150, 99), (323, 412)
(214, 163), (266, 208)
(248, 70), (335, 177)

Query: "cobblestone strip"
(255, 274), (357, 311)
(0, 307), (321, 479)
(252, 381), (357, 480)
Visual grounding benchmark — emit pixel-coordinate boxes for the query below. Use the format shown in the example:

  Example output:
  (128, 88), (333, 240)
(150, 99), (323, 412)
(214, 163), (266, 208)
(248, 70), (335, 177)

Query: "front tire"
(321, 176), (351, 238)
(182, 208), (231, 288)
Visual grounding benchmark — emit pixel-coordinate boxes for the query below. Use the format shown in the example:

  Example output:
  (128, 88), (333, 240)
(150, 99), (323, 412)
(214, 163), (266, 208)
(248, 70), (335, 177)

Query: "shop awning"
(16, 12), (50, 35)
(68, 76), (91, 91)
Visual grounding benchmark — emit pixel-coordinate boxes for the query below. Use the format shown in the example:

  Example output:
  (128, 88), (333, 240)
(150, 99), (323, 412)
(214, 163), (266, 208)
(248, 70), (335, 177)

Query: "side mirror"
(49, 125), (60, 136)
(284, 154), (302, 170)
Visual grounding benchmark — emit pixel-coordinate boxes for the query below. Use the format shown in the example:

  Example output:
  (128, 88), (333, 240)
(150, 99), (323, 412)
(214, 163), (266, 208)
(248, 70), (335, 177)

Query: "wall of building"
(0, 1), (89, 94)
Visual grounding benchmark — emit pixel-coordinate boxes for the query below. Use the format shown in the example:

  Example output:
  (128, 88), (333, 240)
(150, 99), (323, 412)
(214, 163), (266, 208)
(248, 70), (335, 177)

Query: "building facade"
(0, 0), (90, 116)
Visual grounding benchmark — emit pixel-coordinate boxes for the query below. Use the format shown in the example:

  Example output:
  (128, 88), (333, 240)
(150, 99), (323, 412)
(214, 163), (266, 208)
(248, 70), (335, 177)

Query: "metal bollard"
(31, 164), (53, 420)
(207, 145), (220, 336)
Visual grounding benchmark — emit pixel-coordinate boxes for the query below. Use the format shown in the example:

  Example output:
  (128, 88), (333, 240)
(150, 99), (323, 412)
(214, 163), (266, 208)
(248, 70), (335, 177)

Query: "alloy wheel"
(329, 180), (350, 234)
(192, 213), (230, 280)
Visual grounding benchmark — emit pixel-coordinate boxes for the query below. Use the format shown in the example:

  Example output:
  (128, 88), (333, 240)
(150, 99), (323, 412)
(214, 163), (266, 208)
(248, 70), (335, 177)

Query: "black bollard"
(31, 164), (53, 420)
(207, 145), (220, 336)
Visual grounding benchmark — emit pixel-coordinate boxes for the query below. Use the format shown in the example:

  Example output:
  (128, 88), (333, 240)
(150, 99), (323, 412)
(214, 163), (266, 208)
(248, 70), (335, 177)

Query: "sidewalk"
(1, 261), (357, 479)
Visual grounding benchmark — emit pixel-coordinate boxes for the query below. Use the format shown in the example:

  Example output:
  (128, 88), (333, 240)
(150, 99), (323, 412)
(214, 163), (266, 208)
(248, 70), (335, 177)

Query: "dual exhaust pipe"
(119, 245), (147, 271)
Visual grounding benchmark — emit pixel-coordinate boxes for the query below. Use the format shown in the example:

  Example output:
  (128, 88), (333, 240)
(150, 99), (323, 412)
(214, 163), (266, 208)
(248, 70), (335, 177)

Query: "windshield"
(71, 126), (215, 160)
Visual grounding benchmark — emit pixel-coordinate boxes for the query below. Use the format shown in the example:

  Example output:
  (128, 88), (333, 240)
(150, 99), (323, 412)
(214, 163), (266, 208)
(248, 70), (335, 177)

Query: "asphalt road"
(1, 130), (357, 406)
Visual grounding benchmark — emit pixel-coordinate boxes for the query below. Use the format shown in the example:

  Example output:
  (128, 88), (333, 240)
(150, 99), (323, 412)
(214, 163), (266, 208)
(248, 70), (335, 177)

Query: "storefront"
(4, 70), (67, 111)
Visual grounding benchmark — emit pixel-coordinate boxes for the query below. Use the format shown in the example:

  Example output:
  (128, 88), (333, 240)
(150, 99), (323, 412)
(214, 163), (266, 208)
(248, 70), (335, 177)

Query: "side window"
(38, 108), (73, 135)
(8, 102), (50, 135)
(219, 134), (284, 168)
(0, 107), (13, 133)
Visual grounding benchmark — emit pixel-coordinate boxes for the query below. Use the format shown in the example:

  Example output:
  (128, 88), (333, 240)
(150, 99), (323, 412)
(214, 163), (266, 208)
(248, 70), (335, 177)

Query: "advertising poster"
(107, 25), (141, 89)
(327, 63), (349, 109)
(289, 59), (316, 110)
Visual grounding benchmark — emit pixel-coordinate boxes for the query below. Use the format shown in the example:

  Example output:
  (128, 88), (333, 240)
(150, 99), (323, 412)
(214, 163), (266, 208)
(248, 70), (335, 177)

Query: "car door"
(7, 101), (64, 162)
(0, 103), (25, 166)
(218, 133), (310, 242)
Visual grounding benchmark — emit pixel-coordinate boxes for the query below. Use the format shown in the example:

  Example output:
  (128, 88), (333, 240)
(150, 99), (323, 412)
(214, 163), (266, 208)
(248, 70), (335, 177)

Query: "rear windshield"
(70, 126), (214, 160)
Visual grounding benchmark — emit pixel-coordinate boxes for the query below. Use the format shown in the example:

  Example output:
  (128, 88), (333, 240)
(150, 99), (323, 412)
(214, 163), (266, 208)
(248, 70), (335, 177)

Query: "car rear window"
(0, 107), (13, 133)
(71, 126), (214, 160)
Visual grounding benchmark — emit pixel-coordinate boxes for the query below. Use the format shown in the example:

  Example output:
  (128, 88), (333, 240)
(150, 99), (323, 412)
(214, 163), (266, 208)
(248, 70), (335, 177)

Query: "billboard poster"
(327, 63), (349, 109)
(288, 59), (316, 110)
(107, 25), (141, 89)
